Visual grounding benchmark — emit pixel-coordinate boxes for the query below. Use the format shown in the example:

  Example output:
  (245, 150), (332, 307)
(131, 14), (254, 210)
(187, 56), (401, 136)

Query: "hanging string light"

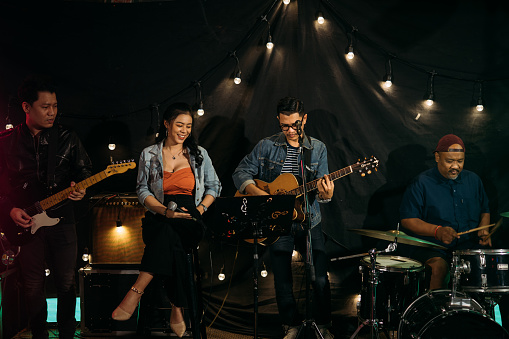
(283, 0), (290, 5)
(261, 16), (273, 50)
(108, 136), (116, 151)
(231, 52), (242, 85)
(424, 71), (436, 107)
(383, 58), (393, 88)
(5, 96), (14, 130)
(475, 81), (484, 112)
(345, 27), (357, 60)
(194, 81), (205, 116)
(218, 264), (226, 281)
(260, 261), (268, 277)
(317, 11), (325, 25)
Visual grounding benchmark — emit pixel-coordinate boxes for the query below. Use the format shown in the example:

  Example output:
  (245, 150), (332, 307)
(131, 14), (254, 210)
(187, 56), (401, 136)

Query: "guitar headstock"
(105, 160), (137, 176)
(355, 156), (379, 177)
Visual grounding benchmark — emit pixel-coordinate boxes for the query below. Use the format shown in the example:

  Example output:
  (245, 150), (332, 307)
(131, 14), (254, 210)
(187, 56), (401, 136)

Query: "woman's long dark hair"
(156, 102), (203, 167)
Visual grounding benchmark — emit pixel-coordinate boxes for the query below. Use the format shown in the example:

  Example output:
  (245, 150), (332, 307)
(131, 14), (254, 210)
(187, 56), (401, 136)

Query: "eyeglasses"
(279, 120), (302, 131)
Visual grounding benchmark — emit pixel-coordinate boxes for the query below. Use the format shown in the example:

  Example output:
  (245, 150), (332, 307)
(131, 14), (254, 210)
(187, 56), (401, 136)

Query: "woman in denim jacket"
(232, 97), (334, 339)
(112, 103), (221, 337)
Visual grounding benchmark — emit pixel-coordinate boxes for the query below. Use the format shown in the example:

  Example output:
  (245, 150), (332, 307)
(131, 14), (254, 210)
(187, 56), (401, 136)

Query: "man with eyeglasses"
(233, 96), (335, 339)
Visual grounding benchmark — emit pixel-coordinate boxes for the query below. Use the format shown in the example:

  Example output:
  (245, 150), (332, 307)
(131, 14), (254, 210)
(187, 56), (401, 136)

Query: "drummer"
(398, 134), (491, 290)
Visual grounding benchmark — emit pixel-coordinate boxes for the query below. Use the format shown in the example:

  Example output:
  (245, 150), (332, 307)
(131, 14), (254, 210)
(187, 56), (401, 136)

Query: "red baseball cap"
(434, 134), (465, 153)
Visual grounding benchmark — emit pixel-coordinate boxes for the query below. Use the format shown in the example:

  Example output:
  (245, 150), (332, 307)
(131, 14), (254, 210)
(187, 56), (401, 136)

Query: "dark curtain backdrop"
(1, 0), (509, 337)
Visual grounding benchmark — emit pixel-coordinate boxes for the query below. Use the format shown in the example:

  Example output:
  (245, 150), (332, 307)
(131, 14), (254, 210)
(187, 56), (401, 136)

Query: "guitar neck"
(39, 170), (109, 210)
(290, 165), (355, 197)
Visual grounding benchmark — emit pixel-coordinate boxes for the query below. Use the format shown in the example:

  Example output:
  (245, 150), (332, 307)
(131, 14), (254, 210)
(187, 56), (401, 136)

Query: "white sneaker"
(283, 325), (299, 339)
(317, 327), (334, 339)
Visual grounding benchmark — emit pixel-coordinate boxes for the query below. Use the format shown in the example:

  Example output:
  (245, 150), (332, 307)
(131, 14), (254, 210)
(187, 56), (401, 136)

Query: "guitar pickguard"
(30, 211), (61, 234)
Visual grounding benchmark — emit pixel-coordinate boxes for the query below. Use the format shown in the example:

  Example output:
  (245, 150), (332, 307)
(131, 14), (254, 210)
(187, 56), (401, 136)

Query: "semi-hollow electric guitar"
(1, 161), (136, 246)
(235, 156), (379, 223)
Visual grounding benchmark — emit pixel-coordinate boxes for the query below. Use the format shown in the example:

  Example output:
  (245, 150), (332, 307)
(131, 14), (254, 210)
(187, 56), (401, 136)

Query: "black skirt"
(140, 194), (204, 306)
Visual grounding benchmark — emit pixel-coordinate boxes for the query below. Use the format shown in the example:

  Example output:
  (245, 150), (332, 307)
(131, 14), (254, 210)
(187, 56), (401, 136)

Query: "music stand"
(214, 195), (296, 339)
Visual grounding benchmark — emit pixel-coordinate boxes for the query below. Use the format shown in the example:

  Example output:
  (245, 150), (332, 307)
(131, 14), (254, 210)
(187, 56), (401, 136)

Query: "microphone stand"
(294, 127), (324, 339)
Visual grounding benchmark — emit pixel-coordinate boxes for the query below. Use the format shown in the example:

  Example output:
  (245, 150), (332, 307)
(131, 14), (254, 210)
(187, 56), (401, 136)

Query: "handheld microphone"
(168, 201), (197, 221)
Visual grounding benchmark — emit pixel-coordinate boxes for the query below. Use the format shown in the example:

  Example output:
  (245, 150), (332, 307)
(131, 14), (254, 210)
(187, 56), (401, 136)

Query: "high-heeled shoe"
(170, 305), (186, 337)
(112, 286), (144, 321)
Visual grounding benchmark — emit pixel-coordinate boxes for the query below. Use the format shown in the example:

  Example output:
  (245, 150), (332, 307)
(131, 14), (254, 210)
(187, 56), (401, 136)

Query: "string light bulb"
(283, 0), (290, 4)
(231, 52), (242, 85)
(346, 28), (357, 60)
(262, 16), (274, 50)
(5, 97), (14, 130)
(234, 70), (242, 85)
(424, 71), (436, 107)
(218, 265), (225, 281)
(108, 136), (116, 151)
(317, 12), (324, 25)
(82, 247), (90, 262)
(197, 101), (205, 116)
(475, 81), (484, 112)
(194, 81), (205, 116)
(5, 118), (13, 130)
(260, 262), (268, 278)
(383, 58), (393, 88)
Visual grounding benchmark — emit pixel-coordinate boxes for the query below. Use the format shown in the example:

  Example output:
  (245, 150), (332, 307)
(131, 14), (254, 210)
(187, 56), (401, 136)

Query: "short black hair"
(277, 96), (304, 117)
(18, 75), (57, 105)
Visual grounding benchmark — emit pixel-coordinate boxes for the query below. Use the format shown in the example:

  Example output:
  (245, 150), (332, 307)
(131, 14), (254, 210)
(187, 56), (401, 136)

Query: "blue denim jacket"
(137, 141), (222, 213)
(232, 132), (330, 228)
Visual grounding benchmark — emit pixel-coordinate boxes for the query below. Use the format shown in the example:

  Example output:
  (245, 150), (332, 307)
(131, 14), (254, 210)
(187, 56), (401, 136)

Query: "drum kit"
(341, 221), (509, 339)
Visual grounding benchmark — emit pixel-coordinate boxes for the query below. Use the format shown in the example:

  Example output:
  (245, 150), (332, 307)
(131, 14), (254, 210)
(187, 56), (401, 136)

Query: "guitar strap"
(47, 126), (58, 194)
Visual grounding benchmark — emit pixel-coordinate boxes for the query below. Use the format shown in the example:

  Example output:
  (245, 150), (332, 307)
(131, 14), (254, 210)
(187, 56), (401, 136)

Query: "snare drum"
(398, 289), (509, 338)
(453, 249), (509, 293)
(358, 255), (425, 330)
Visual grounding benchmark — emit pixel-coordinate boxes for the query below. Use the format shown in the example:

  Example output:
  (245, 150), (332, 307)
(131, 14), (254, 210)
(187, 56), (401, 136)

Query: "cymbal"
(501, 212), (509, 218)
(349, 229), (446, 250)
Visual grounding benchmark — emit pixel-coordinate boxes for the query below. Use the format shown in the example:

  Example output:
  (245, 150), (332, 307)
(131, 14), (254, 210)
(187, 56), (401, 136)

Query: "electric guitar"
(1, 161), (136, 246)
(235, 156), (379, 223)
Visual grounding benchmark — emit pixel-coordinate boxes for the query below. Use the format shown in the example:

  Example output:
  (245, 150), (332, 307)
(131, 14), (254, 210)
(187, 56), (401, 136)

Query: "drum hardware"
(452, 249), (509, 293)
(336, 226), (405, 339)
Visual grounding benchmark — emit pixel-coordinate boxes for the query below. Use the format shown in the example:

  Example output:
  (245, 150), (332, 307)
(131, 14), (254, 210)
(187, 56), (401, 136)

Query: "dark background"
(1, 0), (509, 337)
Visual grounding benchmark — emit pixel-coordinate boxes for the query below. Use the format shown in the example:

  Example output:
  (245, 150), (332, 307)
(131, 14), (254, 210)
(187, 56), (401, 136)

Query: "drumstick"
(457, 223), (495, 236)
(486, 218), (503, 239)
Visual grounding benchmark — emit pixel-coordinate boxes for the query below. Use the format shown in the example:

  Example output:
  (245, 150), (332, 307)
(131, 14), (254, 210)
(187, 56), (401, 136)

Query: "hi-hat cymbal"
(349, 229), (446, 250)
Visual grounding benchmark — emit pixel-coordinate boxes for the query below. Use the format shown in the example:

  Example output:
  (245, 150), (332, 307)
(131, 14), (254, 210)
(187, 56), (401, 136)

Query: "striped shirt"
(281, 144), (300, 176)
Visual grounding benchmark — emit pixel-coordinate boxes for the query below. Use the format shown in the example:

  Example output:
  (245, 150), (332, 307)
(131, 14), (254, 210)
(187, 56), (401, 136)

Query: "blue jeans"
(17, 223), (77, 339)
(269, 223), (332, 326)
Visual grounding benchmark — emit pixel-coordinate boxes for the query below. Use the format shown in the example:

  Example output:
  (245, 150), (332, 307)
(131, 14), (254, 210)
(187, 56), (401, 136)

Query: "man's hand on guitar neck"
(68, 181), (86, 201)
(10, 208), (34, 229)
(244, 183), (269, 196)
(317, 174), (334, 200)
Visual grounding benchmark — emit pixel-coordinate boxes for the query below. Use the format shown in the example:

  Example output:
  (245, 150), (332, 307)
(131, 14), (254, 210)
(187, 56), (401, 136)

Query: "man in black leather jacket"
(0, 75), (92, 339)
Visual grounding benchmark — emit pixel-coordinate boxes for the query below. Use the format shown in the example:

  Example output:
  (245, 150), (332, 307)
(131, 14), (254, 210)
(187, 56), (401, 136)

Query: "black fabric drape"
(1, 0), (509, 337)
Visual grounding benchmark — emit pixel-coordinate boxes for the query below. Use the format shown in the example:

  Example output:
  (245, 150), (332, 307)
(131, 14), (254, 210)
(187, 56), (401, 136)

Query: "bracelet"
(434, 225), (442, 240)
(164, 207), (169, 217)
(199, 203), (208, 212)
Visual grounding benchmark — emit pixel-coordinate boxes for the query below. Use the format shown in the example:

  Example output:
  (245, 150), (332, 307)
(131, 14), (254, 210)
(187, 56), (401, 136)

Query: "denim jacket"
(232, 132), (330, 228)
(137, 141), (222, 214)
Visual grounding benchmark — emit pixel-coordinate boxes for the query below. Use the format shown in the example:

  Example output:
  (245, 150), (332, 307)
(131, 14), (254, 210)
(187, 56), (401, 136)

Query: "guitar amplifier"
(89, 194), (146, 265)
(79, 266), (140, 335)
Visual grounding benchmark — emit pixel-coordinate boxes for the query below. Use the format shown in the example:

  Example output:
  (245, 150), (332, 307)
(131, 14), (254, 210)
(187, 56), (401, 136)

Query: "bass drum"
(398, 289), (509, 338)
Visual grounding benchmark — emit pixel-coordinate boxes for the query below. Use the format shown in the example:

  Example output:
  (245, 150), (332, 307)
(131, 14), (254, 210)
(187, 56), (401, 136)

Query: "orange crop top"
(163, 167), (195, 195)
